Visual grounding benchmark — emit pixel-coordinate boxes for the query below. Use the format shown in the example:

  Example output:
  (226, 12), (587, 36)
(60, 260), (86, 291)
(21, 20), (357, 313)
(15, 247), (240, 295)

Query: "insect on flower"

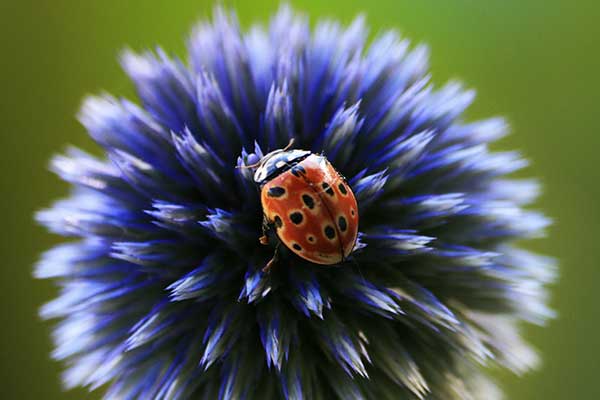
(35, 5), (555, 399)
(242, 139), (359, 271)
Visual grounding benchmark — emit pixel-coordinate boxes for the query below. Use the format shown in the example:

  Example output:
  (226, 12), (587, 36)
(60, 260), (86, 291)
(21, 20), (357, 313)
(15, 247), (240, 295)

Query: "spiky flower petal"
(37, 6), (555, 399)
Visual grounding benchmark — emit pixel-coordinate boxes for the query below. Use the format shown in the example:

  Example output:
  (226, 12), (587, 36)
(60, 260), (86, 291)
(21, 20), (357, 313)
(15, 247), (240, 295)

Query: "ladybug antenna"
(236, 138), (295, 170)
(236, 161), (261, 169)
(283, 137), (295, 151)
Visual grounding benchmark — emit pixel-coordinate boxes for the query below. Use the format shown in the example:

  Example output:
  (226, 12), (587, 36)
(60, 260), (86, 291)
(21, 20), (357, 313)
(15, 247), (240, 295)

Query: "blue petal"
(121, 48), (197, 133)
(350, 169), (389, 209)
(168, 254), (238, 302)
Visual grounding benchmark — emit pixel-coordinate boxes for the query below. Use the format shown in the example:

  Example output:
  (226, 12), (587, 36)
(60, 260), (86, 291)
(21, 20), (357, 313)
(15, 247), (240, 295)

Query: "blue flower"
(37, 6), (555, 399)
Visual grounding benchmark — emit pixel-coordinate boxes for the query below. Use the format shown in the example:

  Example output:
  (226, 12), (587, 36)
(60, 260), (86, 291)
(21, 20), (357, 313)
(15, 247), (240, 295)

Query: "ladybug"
(249, 140), (359, 270)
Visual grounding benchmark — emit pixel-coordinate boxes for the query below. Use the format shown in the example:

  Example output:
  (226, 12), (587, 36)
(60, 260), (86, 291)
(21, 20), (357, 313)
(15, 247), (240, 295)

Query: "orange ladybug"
(251, 142), (359, 270)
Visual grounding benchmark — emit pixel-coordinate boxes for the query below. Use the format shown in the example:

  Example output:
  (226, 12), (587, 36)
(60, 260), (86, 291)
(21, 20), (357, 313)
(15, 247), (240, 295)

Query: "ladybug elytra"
(249, 141), (359, 270)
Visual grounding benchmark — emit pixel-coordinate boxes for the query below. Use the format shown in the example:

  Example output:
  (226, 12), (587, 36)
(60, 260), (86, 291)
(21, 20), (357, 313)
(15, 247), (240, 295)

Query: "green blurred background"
(1, 0), (598, 398)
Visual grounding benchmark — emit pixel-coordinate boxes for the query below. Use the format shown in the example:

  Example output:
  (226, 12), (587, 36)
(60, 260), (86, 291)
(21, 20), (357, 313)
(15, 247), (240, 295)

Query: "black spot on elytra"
(322, 182), (334, 196)
(324, 225), (336, 240)
(274, 215), (283, 228)
(267, 186), (286, 198)
(302, 194), (315, 209)
(291, 165), (306, 177)
(293, 243), (302, 251)
(307, 235), (315, 242)
(351, 209), (355, 217)
(338, 183), (348, 195)
(338, 216), (347, 232)
(290, 212), (303, 225)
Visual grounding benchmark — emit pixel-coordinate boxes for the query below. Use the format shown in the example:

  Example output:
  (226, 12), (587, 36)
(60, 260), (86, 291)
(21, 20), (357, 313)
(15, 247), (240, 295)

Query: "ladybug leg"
(259, 234), (269, 245)
(259, 216), (280, 273)
(262, 242), (281, 273)
(259, 216), (271, 245)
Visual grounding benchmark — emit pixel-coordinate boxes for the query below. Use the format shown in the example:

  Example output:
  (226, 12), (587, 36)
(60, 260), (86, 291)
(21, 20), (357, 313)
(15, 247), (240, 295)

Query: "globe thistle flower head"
(37, 6), (555, 399)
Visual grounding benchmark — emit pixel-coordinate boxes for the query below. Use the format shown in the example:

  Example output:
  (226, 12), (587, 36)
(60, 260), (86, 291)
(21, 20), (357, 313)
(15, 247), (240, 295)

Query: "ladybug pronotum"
(251, 143), (359, 270)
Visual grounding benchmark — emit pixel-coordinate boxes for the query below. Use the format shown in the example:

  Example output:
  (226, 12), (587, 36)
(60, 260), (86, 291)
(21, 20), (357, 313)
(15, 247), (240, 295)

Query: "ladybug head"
(253, 148), (311, 185)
